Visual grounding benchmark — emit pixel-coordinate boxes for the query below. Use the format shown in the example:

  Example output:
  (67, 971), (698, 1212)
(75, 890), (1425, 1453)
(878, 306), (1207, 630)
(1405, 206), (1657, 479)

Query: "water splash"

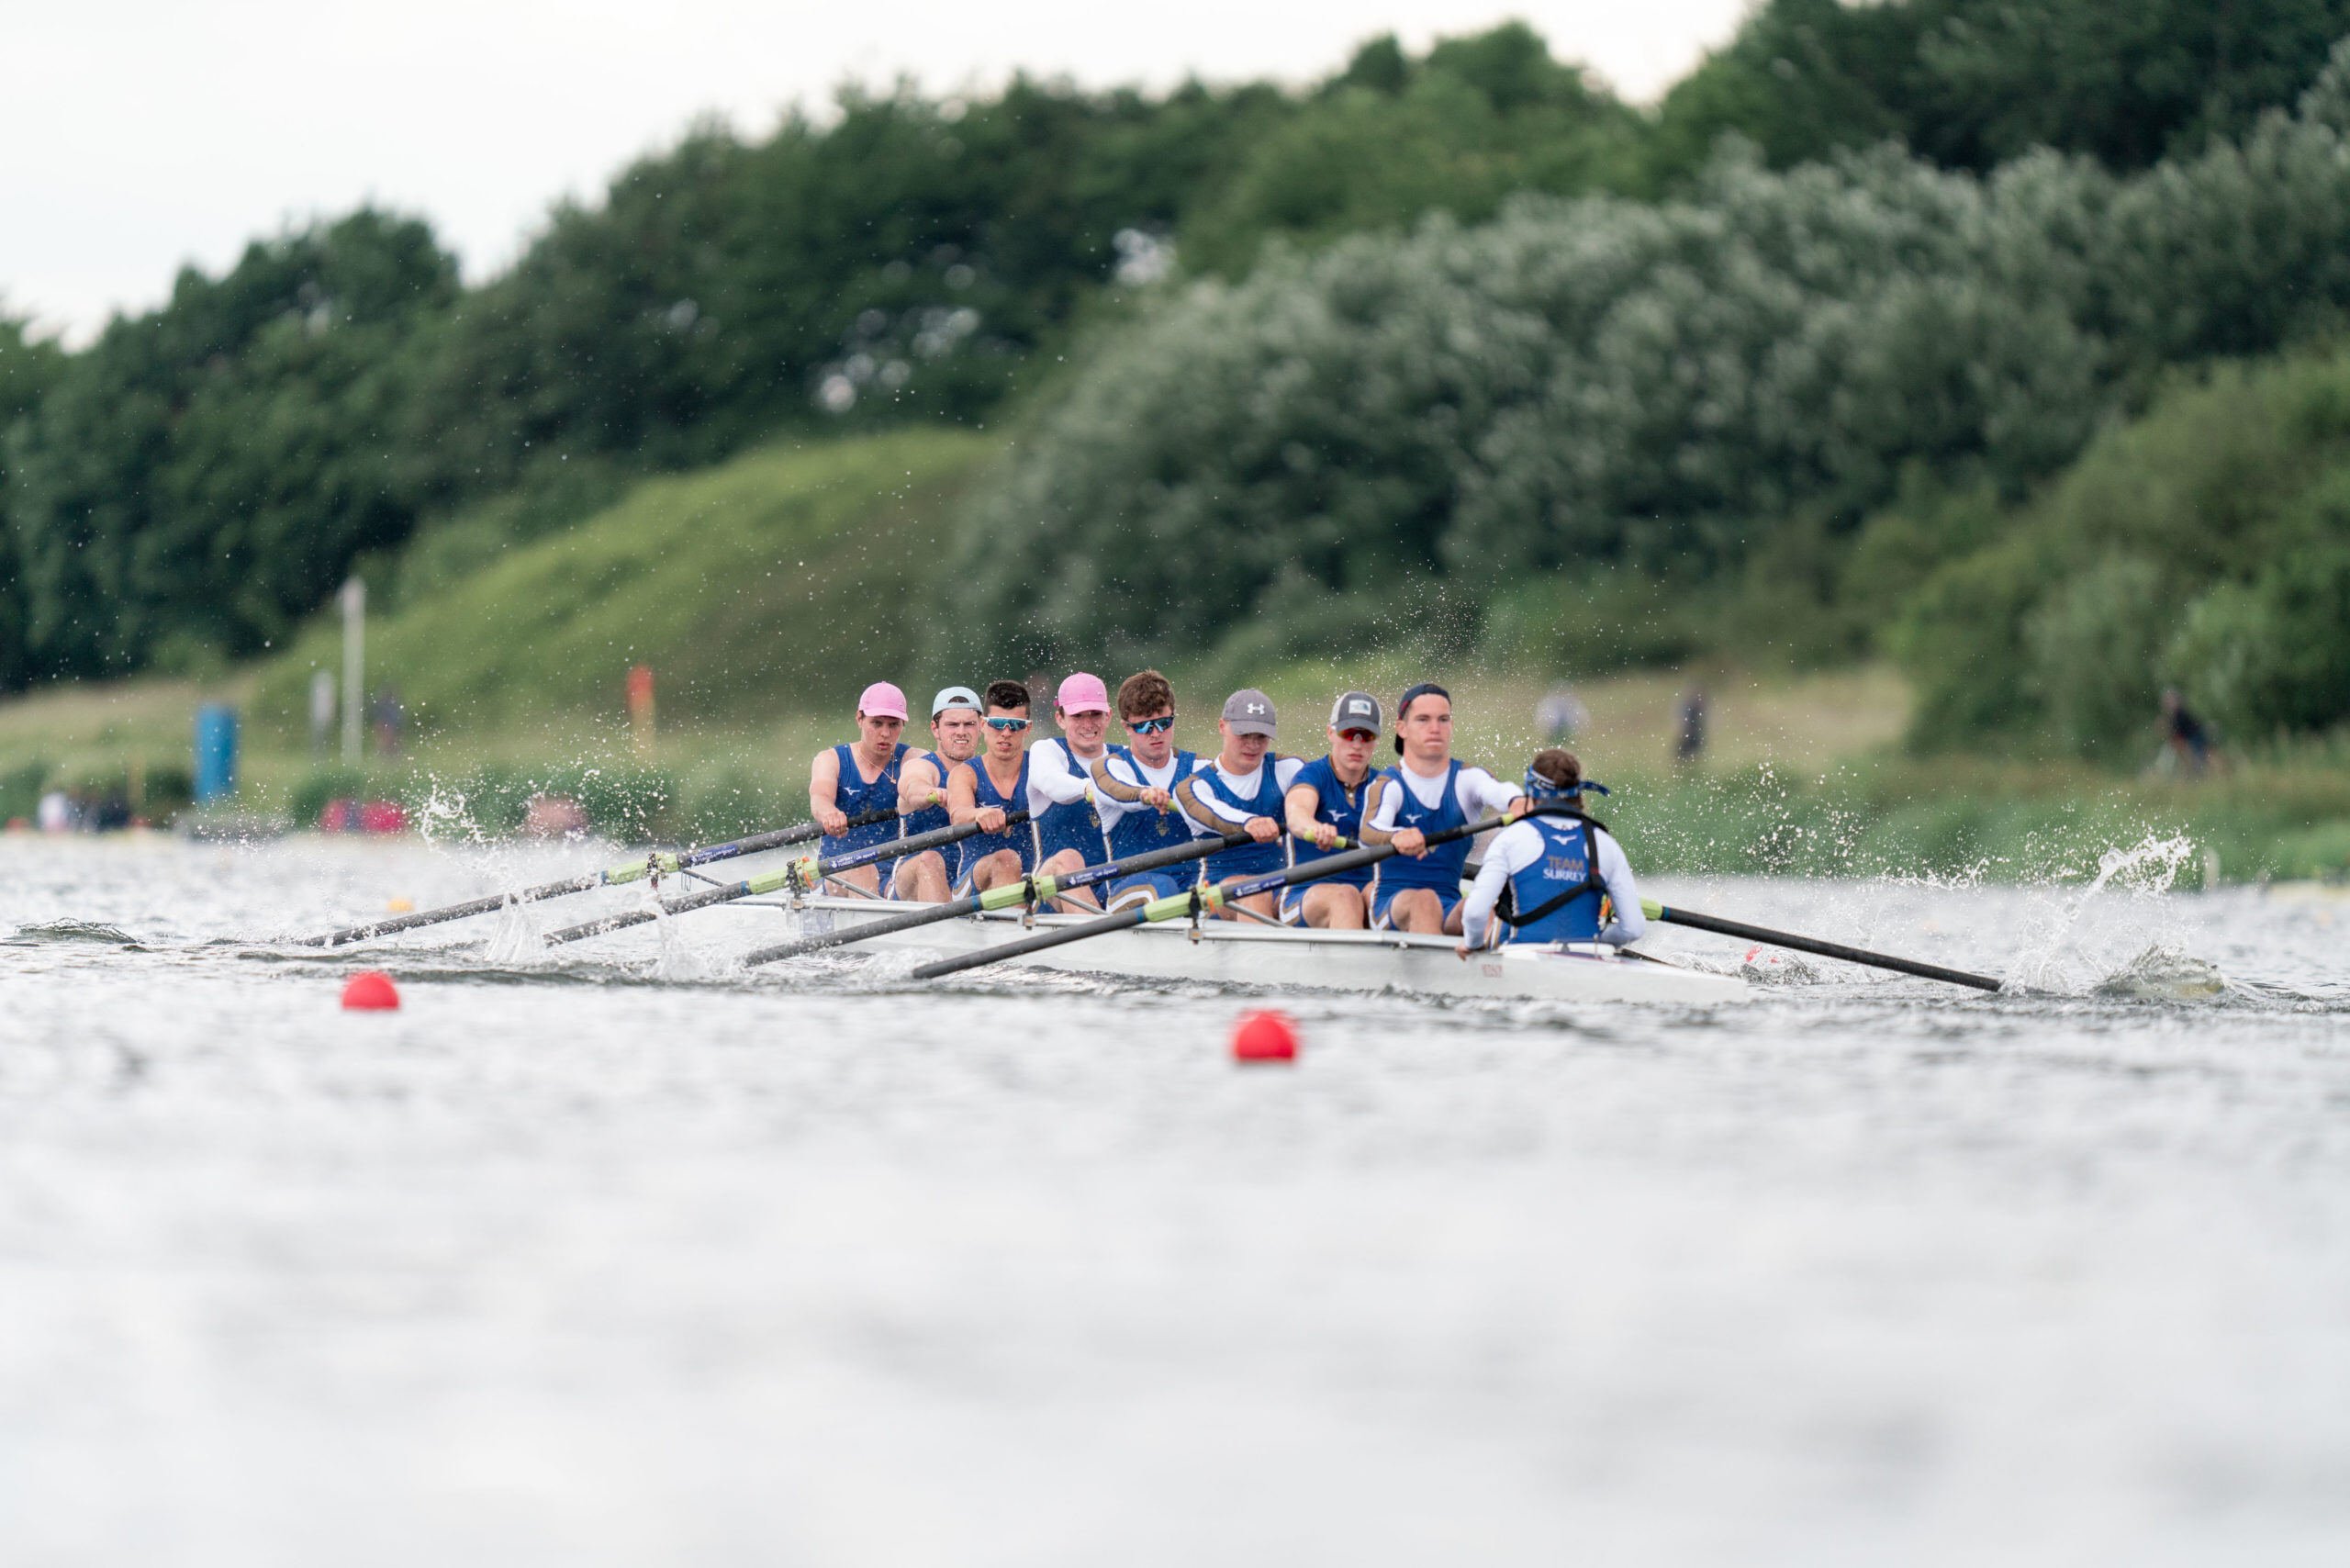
(480, 894), (554, 966)
(648, 879), (714, 983)
(2096, 947), (2228, 1002)
(4, 919), (140, 946)
(2008, 834), (2200, 994)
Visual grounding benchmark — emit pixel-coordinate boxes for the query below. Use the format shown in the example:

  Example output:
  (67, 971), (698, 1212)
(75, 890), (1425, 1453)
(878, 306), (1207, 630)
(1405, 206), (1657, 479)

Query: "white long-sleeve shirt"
(1461, 817), (1646, 947)
(1025, 736), (1110, 817)
(1364, 759), (1519, 833)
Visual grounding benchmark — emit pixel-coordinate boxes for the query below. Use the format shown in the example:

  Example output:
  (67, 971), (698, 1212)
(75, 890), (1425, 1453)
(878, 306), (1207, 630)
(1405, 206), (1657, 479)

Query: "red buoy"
(1231, 1009), (1299, 1064)
(341, 970), (401, 1011)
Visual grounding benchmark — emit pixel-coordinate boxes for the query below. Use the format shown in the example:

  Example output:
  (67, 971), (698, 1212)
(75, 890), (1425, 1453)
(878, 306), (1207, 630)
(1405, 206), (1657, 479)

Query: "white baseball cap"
(931, 686), (982, 718)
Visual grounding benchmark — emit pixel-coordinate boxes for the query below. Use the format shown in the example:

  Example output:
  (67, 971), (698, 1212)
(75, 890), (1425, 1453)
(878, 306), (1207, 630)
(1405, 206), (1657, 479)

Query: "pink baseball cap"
(1054, 672), (1110, 714)
(856, 681), (909, 721)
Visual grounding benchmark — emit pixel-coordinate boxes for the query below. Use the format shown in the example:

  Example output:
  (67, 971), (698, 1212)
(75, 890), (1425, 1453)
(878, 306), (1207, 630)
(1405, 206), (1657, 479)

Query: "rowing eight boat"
(699, 894), (1751, 1004)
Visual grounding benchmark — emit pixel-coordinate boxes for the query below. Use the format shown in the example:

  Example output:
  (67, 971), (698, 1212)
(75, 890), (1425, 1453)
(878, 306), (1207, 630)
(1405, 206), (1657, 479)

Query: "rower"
(809, 681), (912, 894)
(1024, 671), (1116, 909)
(1280, 690), (1382, 928)
(892, 685), (983, 902)
(1460, 749), (1646, 954)
(1088, 668), (1208, 911)
(1360, 681), (1528, 935)
(946, 679), (1037, 894)
(1174, 688), (1300, 921)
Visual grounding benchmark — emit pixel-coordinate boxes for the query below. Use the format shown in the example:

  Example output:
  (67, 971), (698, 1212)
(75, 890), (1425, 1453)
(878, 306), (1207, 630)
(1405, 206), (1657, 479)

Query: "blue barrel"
(194, 704), (240, 804)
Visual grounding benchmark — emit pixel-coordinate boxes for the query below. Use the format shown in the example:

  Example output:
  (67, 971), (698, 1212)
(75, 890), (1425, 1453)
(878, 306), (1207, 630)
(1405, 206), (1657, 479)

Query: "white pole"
(340, 577), (366, 766)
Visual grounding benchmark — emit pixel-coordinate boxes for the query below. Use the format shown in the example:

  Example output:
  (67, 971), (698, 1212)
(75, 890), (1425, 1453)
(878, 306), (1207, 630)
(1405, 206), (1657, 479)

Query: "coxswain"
(1023, 671), (1117, 909)
(891, 685), (983, 902)
(1280, 690), (1382, 928)
(809, 681), (912, 894)
(1088, 668), (1208, 911)
(1359, 682), (1527, 934)
(1459, 749), (1646, 954)
(1175, 688), (1299, 921)
(946, 679), (1036, 894)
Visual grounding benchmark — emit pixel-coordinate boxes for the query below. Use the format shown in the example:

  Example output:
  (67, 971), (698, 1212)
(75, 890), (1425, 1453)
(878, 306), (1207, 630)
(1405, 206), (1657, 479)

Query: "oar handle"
(742, 829), (1252, 967)
(1645, 902), (2004, 992)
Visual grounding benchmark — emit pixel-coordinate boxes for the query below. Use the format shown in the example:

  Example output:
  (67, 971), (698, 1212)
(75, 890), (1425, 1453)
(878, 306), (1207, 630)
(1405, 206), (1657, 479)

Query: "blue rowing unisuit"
(901, 752), (953, 839)
(1104, 745), (1202, 859)
(1193, 763), (1290, 880)
(1505, 815), (1606, 943)
(1288, 755), (1373, 889)
(1031, 737), (1111, 868)
(1374, 758), (1468, 891)
(822, 742), (907, 858)
(954, 752), (1035, 886)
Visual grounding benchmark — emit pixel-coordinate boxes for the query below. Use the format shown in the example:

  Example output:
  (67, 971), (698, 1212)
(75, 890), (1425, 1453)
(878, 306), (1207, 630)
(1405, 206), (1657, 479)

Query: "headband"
(1524, 767), (1609, 800)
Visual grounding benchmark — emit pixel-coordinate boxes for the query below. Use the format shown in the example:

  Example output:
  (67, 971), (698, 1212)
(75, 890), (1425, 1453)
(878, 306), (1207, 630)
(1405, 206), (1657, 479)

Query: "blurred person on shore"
(1673, 685), (1707, 768)
(1536, 683), (1587, 745)
(2159, 687), (2214, 776)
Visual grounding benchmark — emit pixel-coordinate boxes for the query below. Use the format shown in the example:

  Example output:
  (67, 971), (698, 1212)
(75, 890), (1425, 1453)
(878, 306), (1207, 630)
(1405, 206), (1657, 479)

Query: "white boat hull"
(709, 896), (1751, 1005)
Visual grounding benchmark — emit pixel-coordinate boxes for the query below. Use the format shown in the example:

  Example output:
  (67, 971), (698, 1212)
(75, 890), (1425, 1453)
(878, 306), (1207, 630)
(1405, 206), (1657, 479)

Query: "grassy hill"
(246, 427), (997, 751)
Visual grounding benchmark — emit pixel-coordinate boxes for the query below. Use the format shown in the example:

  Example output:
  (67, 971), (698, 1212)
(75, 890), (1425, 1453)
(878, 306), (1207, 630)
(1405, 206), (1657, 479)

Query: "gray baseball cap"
(1221, 689), (1278, 736)
(931, 685), (981, 718)
(1328, 690), (1382, 733)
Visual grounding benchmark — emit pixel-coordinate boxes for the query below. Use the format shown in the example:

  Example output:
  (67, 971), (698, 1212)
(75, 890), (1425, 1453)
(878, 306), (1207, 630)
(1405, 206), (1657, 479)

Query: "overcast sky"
(6, 1), (1749, 342)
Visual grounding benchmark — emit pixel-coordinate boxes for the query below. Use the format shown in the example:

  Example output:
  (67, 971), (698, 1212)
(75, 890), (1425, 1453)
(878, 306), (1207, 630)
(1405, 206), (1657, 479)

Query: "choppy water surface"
(3, 833), (2347, 1566)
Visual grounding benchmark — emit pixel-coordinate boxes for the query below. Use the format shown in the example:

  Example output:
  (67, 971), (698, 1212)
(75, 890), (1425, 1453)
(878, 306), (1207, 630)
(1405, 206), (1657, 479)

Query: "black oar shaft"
(297, 807), (894, 946)
(1651, 905), (2003, 992)
(741, 831), (1251, 968)
(908, 820), (1478, 980)
(543, 813), (1025, 946)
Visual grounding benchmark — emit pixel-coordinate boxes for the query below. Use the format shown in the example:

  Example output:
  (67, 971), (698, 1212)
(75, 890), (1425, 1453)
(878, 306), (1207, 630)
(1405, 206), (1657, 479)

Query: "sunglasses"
(1336, 728), (1378, 743)
(1126, 714), (1177, 735)
(985, 716), (1033, 732)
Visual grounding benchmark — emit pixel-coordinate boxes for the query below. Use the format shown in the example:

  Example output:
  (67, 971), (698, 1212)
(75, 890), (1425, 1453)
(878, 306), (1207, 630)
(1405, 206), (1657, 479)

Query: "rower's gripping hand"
(977, 806), (1007, 834)
(1142, 786), (1172, 811)
(1393, 827), (1428, 857)
(819, 807), (849, 836)
(1246, 816), (1281, 844)
(1310, 822), (1340, 851)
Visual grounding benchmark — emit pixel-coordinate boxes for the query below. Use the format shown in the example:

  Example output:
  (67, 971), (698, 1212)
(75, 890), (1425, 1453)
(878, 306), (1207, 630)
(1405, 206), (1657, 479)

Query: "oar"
(542, 812), (1032, 947)
(296, 808), (898, 947)
(908, 816), (1493, 980)
(739, 829), (1257, 968)
(1640, 900), (2003, 991)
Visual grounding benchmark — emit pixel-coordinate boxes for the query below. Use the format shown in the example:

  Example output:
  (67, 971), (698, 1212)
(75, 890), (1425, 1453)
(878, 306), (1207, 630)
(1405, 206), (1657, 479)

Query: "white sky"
(4, 1), (1750, 342)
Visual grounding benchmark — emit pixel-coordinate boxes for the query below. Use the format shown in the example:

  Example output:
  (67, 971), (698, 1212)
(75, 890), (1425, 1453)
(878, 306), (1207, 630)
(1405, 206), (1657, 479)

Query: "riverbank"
(6, 660), (2343, 882)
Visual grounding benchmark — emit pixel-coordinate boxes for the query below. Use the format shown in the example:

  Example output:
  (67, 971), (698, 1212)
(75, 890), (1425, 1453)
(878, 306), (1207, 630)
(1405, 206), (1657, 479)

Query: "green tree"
(4, 211), (456, 678)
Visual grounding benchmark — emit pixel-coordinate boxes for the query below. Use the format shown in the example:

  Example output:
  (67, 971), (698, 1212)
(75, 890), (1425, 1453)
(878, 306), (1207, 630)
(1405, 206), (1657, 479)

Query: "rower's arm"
(809, 747), (840, 818)
(1595, 831), (1647, 946)
(1028, 741), (1091, 805)
(946, 761), (981, 826)
(1174, 774), (1248, 835)
(898, 753), (944, 815)
(1089, 753), (1147, 804)
(1358, 776), (1401, 847)
(1281, 781), (1325, 841)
